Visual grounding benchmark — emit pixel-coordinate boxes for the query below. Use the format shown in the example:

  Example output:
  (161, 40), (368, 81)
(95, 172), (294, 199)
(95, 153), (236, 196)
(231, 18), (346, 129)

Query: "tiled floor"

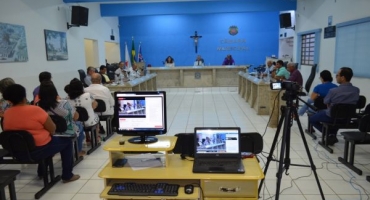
(2, 87), (370, 199)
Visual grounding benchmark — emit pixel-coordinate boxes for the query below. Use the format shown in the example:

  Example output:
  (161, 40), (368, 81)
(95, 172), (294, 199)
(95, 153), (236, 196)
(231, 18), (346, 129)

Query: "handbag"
(49, 109), (78, 137)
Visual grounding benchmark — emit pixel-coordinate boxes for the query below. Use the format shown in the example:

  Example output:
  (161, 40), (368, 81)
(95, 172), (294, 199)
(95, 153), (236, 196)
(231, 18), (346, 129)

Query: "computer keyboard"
(108, 182), (180, 196)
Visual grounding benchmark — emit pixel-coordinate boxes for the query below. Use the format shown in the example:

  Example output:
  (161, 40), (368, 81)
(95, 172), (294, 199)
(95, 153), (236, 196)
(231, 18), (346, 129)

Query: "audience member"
(271, 60), (290, 80)
(0, 77), (15, 118)
(99, 65), (113, 84)
(194, 55), (205, 66)
(165, 56), (175, 68)
(38, 81), (85, 156)
(298, 70), (338, 116)
(222, 54), (235, 65)
(84, 66), (95, 86)
(84, 74), (114, 115)
(309, 67), (360, 145)
(67, 78), (100, 143)
(286, 62), (303, 86)
(2, 84), (80, 183)
(33, 71), (52, 103)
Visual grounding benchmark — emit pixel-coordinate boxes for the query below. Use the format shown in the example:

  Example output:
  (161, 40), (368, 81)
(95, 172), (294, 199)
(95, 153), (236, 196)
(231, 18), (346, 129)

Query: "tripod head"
(270, 81), (301, 107)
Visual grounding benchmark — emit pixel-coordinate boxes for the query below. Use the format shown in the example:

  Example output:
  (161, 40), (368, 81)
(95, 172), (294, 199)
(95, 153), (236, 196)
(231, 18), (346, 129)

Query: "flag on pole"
(124, 42), (132, 70)
(138, 42), (144, 62)
(131, 37), (136, 64)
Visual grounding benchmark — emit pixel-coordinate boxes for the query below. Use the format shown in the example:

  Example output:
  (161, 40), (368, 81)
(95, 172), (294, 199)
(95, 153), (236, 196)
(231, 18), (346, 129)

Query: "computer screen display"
(114, 91), (167, 144)
(195, 128), (240, 154)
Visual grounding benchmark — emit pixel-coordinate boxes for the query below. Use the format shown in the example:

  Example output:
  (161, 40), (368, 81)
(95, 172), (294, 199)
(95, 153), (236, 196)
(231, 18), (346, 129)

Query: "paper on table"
(125, 154), (164, 171)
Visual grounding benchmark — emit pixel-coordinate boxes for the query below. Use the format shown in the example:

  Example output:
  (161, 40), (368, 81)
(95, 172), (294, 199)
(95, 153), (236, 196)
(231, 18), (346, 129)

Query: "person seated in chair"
(38, 81), (86, 156)
(271, 60), (290, 80)
(164, 56), (175, 68)
(0, 77), (15, 118)
(222, 54), (235, 65)
(33, 71), (52, 104)
(2, 84), (80, 183)
(67, 78), (100, 144)
(194, 55), (205, 66)
(285, 62), (303, 86)
(84, 66), (96, 86)
(85, 73), (114, 134)
(309, 67), (360, 145)
(99, 65), (113, 84)
(263, 60), (275, 76)
(298, 70), (338, 116)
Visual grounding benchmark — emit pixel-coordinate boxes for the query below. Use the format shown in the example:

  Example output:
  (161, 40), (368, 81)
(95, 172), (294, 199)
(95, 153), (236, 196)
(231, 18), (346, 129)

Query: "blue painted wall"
(119, 11), (279, 67)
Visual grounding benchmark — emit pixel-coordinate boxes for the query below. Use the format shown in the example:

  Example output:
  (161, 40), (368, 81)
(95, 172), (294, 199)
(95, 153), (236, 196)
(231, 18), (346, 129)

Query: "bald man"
(84, 73), (114, 116)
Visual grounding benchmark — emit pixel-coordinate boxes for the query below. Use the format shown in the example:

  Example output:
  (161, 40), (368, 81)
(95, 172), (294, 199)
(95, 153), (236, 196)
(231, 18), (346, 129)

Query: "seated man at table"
(309, 67), (359, 145)
(99, 65), (113, 84)
(194, 55), (205, 66)
(271, 60), (290, 80)
(285, 62), (303, 86)
(263, 60), (275, 76)
(128, 63), (142, 78)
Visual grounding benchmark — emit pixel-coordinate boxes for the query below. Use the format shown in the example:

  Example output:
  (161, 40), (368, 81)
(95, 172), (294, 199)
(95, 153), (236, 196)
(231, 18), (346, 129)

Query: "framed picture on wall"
(0, 22), (29, 63)
(44, 29), (68, 61)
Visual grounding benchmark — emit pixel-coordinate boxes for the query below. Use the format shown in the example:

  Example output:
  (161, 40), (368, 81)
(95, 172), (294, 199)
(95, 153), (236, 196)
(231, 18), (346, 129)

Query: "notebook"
(192, 127), (245, 174)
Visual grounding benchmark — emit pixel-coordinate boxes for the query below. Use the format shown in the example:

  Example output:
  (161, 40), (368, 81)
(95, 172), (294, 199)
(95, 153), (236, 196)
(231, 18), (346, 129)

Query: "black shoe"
(305, 128), (315, 133)
(326, 135), (339, 146)
(99, 128), (106, 134)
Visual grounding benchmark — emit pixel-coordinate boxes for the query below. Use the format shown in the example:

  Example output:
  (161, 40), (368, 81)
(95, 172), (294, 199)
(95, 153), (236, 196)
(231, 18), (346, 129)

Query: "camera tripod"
(258, 91), (325, 200)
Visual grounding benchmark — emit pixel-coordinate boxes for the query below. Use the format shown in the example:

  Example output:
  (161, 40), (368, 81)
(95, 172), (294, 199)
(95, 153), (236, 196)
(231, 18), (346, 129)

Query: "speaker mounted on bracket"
(279, 13), (295, 30)
(67, 6), (89, 29)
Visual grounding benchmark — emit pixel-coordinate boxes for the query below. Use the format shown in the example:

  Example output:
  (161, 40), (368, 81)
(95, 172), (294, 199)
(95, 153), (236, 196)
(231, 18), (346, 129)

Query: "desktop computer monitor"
(114, 91), (167, 144)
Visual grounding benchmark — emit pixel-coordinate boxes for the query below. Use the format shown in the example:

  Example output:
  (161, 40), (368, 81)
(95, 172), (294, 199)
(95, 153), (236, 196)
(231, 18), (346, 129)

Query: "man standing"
(84, 66), (96, 86)
(309, 67), (360, 145)
(271, 60), (290, 80)
(286, 62), (303, 86)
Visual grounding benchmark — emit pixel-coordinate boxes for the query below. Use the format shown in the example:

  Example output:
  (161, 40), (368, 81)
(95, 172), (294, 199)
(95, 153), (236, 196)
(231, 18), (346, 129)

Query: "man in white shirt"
(194, 55), (205, 66)
(264, 60), (275, 75)
(129, 63), (141, 79)
(84, 73), (115, 115)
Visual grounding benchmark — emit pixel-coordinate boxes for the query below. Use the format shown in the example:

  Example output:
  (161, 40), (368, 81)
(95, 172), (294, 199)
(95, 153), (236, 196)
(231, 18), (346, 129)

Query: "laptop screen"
(195, 127), (240, 155)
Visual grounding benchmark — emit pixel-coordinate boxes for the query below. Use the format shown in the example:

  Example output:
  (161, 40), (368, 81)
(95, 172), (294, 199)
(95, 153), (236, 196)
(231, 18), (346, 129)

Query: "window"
(300, 33), (315, 65)
(334, 16), (370, 78)
(296, 29), (321, 69)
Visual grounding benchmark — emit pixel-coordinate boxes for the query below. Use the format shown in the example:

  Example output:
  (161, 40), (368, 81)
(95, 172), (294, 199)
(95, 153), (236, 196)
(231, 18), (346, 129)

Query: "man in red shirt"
(286, 63), (303, 86)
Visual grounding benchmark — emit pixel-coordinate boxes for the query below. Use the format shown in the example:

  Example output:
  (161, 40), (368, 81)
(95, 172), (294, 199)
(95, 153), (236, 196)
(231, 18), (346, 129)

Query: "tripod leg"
(295, 109), (325, 200)
(258, 109), (285, 196)
(275, 106), (292, 200)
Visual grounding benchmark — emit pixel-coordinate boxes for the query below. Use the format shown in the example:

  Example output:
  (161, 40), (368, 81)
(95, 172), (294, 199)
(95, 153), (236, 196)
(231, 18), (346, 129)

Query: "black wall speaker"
(71, 6), (89, 26)
(279, 13), (292, 28)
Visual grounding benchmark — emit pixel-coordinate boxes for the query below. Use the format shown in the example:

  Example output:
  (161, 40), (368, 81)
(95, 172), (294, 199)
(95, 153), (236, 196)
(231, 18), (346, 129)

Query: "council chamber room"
(0, 0), (370, 199)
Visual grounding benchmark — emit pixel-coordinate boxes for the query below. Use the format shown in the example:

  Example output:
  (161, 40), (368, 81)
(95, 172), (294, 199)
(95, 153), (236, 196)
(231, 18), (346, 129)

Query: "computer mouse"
(184, 184), (194, 194)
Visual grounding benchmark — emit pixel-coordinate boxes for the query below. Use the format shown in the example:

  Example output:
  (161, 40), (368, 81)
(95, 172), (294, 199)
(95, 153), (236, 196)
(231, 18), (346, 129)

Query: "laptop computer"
(192, 127), (245, 174)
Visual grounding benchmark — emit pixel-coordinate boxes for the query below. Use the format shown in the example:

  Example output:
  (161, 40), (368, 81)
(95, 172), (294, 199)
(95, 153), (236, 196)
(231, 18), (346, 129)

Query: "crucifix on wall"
(190, 31), (202, 53)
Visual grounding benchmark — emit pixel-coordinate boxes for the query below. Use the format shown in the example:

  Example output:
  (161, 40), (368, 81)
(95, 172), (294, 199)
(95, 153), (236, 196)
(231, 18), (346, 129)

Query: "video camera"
(270, 81), (301, 91)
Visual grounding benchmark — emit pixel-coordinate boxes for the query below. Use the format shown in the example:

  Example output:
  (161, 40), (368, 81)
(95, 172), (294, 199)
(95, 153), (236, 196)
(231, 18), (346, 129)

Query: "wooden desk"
(148, 66), (248, 88)
(106, 74), (157, 92)
(99, 136), (264, 200)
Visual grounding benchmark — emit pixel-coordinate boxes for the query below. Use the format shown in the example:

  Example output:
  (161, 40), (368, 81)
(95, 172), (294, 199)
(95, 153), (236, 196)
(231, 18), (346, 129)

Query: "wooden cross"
(190, 31), (202, 53)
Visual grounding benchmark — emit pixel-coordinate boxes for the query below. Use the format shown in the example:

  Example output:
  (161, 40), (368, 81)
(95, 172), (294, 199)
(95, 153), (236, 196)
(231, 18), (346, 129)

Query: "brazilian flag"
(131, 38), (136, 64)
